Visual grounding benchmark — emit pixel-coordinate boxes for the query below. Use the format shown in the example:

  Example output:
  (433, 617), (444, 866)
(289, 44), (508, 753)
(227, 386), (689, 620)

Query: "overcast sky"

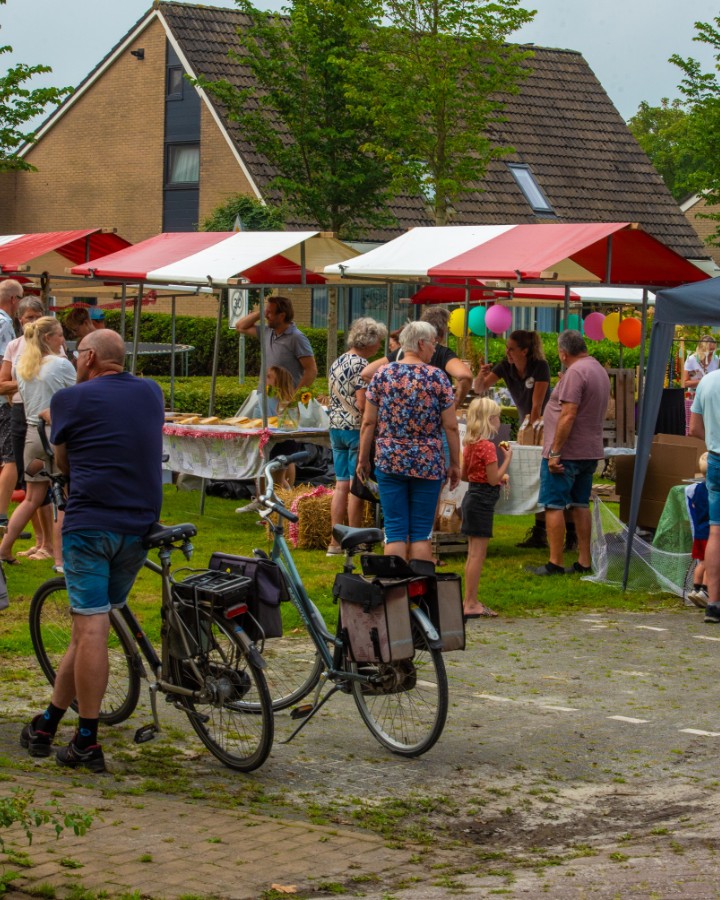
(2, 0), (717, 122)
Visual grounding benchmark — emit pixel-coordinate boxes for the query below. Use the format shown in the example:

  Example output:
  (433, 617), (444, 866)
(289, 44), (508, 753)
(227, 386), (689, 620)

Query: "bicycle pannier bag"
(208, 553), (289, 640)
(333, 573), (413, 663)
(422, 573), (465, 652)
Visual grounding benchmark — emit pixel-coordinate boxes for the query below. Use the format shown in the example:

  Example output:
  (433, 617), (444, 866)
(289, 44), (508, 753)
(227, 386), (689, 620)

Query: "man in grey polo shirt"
(235, 296), (317, 390)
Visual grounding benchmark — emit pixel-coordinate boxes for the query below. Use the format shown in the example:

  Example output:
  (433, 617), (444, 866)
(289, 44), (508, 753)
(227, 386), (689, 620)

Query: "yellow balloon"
(602, 311), (620, 342)
(448, 307), (466, 338)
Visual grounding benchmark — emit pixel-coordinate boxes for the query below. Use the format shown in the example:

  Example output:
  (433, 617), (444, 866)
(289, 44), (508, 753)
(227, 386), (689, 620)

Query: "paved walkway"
(6, 609), (720, 897)
(0, 768), (416, 898)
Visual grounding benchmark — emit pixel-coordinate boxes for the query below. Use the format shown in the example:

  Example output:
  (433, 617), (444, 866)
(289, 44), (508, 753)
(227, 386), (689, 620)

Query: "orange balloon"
(617, 317), (642, 348)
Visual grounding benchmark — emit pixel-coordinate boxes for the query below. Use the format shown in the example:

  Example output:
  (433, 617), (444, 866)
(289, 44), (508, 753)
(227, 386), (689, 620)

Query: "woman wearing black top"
(473, 330), (559, 550)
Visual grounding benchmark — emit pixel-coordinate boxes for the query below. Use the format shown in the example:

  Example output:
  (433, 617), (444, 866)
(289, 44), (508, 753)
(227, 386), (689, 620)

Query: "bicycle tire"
(351, 616), (448, 757)
(260, 631), (324, 711)
(29, 577), (141, 726)
(168, 606), (273, 772)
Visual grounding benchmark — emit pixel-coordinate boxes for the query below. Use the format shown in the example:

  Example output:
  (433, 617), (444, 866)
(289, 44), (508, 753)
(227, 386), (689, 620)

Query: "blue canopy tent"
(625, 276), (719, 586)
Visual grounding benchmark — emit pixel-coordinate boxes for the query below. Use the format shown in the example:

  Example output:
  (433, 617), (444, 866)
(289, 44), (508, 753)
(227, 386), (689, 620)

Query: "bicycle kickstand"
(134, 682), (162, 744)
(279, 674), (344, 744)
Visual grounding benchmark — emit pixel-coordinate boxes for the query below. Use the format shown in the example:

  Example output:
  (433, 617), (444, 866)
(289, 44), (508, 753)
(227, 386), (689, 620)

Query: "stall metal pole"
(385, 283), (393, 354)
(170, 295), (177, 412)
(257, 288), (268, 427)
(119, 284), (127, 340)
(199, 285), (225, 517)
(636, 288), (649, 431)
(130, 283), (143, 375)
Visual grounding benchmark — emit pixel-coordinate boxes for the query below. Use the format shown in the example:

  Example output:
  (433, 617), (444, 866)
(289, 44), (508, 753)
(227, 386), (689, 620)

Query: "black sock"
(36, 702), (66, 736)
(694, 583), (703, 591)
(75, 717), (99, 751)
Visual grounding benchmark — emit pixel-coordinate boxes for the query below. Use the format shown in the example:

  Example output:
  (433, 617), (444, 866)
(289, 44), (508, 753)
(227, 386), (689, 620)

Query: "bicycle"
(29, 474), (274, 772)
(249, 451), (451, 757)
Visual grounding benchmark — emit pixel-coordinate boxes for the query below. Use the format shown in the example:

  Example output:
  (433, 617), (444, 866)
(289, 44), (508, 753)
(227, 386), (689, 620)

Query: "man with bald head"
(20, 328), (164, 772)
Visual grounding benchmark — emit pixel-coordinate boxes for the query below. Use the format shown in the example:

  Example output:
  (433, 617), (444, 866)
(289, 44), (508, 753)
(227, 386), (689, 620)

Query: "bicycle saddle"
(332, 524), (384, 551)
(143, 522), (198, 549)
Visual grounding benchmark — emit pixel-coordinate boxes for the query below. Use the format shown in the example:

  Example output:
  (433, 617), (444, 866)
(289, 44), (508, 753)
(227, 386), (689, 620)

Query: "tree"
(199, 193), (285, 231)
(197, 0), (395, 239)
(627, 99), (703, 201)
(0, 0), (72, 171)
(670, 16), (720, 243)
(358, 0), (535, 225)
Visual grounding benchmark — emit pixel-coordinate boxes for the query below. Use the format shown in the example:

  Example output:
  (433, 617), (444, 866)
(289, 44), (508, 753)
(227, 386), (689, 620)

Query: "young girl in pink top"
(461, 398), (512, 618)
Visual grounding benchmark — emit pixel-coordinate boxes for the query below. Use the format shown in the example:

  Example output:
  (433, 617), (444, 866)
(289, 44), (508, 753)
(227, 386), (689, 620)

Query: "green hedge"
(154, 376), (330, 417)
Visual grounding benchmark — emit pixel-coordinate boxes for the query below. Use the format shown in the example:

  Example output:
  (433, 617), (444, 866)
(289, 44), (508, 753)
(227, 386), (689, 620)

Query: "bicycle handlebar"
(258, 451), (312, 523)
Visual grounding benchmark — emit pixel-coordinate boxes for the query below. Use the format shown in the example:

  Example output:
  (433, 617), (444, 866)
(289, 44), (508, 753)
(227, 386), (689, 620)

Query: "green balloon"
(468, 305), (486, 336)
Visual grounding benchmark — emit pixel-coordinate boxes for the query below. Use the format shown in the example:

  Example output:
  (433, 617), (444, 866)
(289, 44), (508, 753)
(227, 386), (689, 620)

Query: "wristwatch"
(548, 450), (562, 459)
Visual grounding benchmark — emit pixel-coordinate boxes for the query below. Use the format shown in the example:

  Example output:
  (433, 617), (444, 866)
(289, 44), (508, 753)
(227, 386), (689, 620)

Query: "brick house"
(0, 1), (710, 323)
(682, 193), (720, 268)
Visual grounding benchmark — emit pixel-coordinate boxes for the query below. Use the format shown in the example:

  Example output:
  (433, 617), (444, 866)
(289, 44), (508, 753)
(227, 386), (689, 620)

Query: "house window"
(507, 164), (555, 216)
(167, 144), (199, 185)
(167, 66), (184, 99)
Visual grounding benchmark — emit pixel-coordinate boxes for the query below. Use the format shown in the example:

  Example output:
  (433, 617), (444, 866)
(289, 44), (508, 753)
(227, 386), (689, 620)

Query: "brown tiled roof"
(159, 1), (707, 258)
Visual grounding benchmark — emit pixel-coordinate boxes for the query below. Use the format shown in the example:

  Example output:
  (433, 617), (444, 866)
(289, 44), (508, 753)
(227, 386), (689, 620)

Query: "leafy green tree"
(670, 16), (720, 242)
(0, 0), (72, 171)
(358, 0), (535, 225)
(199, 193), (285, 231)
(627, 99), (703, 201)
(196, 0), (395, 239)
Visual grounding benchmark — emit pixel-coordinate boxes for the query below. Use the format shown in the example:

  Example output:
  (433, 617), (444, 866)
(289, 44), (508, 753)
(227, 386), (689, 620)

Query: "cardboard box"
(615, 434), (706, 528)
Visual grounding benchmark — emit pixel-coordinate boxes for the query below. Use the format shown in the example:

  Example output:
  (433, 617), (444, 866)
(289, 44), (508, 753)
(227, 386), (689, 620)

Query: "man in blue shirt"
(20, 330), (164, 771)
(691, 370), (720, 624)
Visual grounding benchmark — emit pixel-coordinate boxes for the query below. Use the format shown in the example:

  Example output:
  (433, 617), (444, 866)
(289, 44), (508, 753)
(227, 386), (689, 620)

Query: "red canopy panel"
(429, 223), (629, 280)
(570, 228), (708, 286)
(0, 230), (132, 273)
(72, 232), (229, 280)
(411, 284), (496, 304)
(241, 254), (326, 284)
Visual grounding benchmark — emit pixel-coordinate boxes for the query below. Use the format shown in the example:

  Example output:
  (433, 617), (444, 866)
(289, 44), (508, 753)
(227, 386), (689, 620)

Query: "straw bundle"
(269, 485), (377, 549)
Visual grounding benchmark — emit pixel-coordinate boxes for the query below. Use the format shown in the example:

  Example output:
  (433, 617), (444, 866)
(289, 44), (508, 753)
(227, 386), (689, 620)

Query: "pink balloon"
(485, 305), (512, 334)
(584, 312), (606, 342)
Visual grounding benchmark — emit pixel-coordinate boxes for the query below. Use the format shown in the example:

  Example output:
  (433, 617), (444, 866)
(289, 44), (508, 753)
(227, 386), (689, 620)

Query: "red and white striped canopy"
(0, 230), (132, 274)
(72, 231), (357, 286)
(325, 223), (707, 287)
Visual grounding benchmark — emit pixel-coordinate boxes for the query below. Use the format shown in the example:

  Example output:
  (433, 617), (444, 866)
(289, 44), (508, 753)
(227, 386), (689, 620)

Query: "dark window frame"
(165, 142), (200, 189)
(167, 65), (184, 100)
(507, 163), (556, 216)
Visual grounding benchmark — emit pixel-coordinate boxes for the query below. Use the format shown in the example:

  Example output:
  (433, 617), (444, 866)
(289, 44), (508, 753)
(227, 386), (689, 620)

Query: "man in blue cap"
(89, 308), (106, 329)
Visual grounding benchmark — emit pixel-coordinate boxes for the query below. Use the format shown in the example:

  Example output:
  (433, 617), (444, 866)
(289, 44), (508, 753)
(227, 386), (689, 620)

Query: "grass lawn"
(0, 484), (679, 658)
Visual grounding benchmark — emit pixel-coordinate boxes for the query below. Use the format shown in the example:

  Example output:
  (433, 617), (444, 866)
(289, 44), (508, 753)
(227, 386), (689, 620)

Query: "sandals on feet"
(26, 548), (53, 560)
(16, 546), (39, 558)
(463, 605), (498, 619)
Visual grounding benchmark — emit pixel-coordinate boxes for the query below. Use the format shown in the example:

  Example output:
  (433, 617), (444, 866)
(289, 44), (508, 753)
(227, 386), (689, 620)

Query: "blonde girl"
(461, 397), (512, 618)
(0, 317), (75, 565)
(684, 335), (718, 391)
(267, 365), (296, 409)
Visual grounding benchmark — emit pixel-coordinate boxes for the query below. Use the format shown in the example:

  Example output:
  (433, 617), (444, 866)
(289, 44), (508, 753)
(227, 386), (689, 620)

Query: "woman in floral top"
(326, 317), (387, 556)
(358, 321), (460, 561)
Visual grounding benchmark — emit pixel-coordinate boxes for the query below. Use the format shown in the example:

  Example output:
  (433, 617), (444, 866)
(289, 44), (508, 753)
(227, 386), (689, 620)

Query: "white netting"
(587, 498), (695, 597)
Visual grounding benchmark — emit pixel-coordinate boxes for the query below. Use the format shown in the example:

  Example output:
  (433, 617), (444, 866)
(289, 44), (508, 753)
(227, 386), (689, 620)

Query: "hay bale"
(268, 485), (377, 549)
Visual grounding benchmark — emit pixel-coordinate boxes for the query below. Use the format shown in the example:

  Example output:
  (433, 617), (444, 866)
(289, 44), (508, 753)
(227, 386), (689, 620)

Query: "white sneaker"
(235, 499), (263, 514)
(687, 587), (709, 608)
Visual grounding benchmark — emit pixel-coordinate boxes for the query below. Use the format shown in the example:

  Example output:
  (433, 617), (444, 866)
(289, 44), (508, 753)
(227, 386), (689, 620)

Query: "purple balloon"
(584, 312), (606, 341)
(485, 305), (512, 334)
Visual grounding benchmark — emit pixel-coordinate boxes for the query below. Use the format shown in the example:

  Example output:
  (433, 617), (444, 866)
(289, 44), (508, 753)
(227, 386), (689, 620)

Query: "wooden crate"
(603, 368), (635, 448)
(432, 531), (468, 557)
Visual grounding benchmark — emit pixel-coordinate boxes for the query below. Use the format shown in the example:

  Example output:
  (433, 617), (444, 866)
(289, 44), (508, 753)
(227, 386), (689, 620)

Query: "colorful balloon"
(583, 312), (606, 341)
(485, 305), (512, 334)
(602, 311), (620, 342)
(618, 317), (642, 348)
(448, 307), (466, 338)
(468, 305), (486, 336)
(560, 313), (581, 332)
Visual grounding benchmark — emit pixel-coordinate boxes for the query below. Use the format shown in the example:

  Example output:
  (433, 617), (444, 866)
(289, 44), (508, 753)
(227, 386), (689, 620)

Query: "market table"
(162, 423), (330, 481)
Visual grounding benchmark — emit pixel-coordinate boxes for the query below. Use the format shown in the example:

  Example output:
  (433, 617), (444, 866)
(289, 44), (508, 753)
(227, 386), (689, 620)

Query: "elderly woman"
(326, 317), (387, 556)
(357, 321), (460, 562)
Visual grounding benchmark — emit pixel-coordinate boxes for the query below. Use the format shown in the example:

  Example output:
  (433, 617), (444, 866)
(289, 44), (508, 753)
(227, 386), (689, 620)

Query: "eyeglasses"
(76, 348), (92, 355)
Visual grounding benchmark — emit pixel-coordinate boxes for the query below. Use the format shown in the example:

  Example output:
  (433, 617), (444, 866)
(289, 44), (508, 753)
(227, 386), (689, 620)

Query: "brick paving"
(0, 770), (414, 899)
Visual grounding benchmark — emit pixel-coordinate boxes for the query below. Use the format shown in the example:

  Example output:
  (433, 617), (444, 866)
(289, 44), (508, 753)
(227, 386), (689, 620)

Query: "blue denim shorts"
(63, 530), (148, 616)
(375, 469), (443, 544)
(707, 452), (720, 526)
(538, 458), (597, 510)
(330, 428), (360, 482)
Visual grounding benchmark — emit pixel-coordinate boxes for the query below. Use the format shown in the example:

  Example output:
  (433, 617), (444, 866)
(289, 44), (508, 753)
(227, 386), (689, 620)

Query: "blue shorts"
(538, 458), (597, 510)
(330, 428), (360, 482)
(707, 453), (720, 526)
(63, 530), (148, 616)
(375, 469), (443, 544)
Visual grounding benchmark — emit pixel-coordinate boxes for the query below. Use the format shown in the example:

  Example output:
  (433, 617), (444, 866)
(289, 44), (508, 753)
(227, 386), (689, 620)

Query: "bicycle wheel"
(29, 577), (141, 726)
(351, 616), (448, 757)
(259, 630), (324, 711)
(169, 606), (273, 772)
